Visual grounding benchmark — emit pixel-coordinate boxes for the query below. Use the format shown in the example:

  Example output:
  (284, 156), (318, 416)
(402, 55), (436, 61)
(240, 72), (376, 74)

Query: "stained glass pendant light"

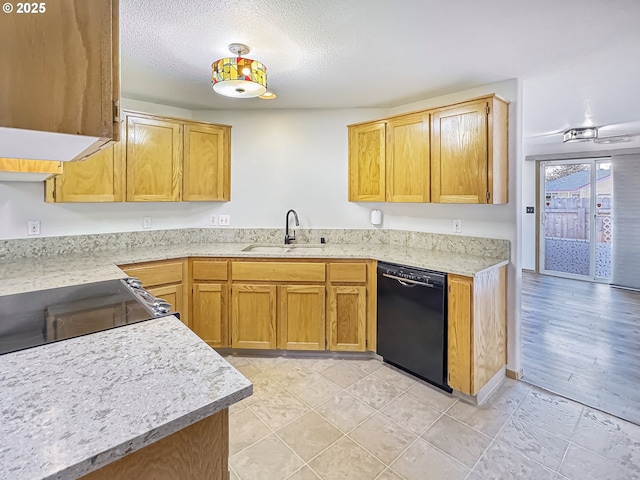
(211, 43), (267, 98)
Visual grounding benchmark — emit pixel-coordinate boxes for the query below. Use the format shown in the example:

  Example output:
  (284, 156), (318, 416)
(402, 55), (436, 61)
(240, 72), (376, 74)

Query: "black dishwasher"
(377, 262), (450, 392)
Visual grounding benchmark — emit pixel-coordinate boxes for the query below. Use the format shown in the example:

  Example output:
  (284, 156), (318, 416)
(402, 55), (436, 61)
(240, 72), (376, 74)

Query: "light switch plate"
(28, 220), (40, 235)
(452, 219), (462, 233)
(143, 216), (152, 229)
(219, 214), (230, 226)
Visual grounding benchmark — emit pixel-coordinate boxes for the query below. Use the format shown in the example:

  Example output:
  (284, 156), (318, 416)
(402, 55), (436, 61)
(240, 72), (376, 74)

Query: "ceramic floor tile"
(235, 363), (262, 380)
(224, 355), (251, 368)
(349, 413), (417, 465)
(230, 433), (304, 480)
(286, 466), (321, 480)
(320, 361), (369, 388)
(422, 415), (492, 468)
(243, 371), (283, 406)
(295, 357), (341, 373)
(347, 358), (385, 374)
(475, 441), (555, 480)
(466, 473), (487, 480)
(277, 411), (343, 461)
(380, 392), (442, 435)
(390, 438), (469, 480)
(371, 365), (417, 391)
(286, 372), (344, 407)
(250, 389), (310, 430)
(559, 444), (639, 480)
(405, 381), (457, 412)
(375, 469), (404, 480)
(484, 379), (531, 414)
(513, 388), (583, 439)
(347, 376), (402, 410)
(229, 400), (247, 416)
(496, 416), (569, 471)
(229, 408), (272, 455)
(446, 401), (511, 438)
(316, 391), (377, 432)
(247, 355), (291, 371)
(570, 406), (640, 474)
(264, 364), (313, 387)
(309, 436), (385, 480)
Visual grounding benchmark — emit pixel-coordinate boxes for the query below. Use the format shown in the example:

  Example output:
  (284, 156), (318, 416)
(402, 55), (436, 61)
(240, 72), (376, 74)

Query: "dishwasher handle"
(382, 273), (436, 288)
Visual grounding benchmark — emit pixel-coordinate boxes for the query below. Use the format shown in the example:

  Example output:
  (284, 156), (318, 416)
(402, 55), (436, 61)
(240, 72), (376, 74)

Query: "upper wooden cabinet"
(123, 111), (231, 202)
(125, 114), (182, 202)
(183, 123), (230, 201)
(348, 114), (430, 203)
(0, 0), (120, 161)
(44, 111), (231, 203)
(431, 97), (508, 204)
(348, 94), (508, 204)
(386, 113), (430, 202)
(348, 121), (386, 201)
(45, 144), (123, 202)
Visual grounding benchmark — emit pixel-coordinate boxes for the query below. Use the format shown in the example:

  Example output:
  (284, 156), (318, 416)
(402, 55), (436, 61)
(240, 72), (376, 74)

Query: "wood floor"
(521, 272), (640, 425)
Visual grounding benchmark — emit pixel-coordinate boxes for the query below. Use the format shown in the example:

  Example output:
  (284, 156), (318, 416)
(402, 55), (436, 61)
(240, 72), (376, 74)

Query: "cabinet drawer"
(192, 260), (228, 281)
(119, 260), (184, 287)
(232, 262), (325, 282)
(329, 263), (367, 284)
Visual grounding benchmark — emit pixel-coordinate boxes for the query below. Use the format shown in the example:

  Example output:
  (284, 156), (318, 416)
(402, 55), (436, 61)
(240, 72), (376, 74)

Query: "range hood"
(0, 158), (63, 182)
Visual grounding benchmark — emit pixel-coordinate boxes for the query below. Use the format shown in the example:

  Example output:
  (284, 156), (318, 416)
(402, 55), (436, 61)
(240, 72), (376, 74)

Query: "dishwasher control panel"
(378, 262), (446, 287)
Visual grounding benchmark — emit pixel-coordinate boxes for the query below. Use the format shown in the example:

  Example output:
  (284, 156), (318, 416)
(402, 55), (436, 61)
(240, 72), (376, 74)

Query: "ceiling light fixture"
(211, 43), (267, 98)
(562, 127), (598, 143)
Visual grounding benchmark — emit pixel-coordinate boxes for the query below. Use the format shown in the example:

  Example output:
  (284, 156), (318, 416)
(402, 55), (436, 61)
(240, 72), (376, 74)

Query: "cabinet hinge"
(486, 191), (491, 201)
(113, 100), (120, 122)
(486, 104), (490, 115)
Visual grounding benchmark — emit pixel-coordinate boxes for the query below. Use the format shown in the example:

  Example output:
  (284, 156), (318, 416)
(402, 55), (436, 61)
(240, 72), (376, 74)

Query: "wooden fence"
(544, 196), (612, 242)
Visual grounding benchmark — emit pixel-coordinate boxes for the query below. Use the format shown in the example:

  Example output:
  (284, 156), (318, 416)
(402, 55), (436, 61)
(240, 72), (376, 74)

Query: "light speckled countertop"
(0, 316), (252, 480)
(0, 242), (508, 296)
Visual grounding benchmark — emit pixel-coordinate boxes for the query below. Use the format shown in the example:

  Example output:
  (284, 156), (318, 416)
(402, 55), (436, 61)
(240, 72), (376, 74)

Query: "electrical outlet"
(209, 215), (218, 226)
(452, 219), (462, 233)
(28, 220), (40, 235)
(219, 214), (230, 226)
(143, 216), (152, 229)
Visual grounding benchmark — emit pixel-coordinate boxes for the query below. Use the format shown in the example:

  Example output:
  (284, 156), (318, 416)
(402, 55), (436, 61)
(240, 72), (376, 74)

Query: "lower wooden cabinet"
(146, 284), (187, 326)
(278, 285), (325, 350)
(231, 284), (277, 350)
(447, 267), (506, 395)
(192, 283), (228, 348)
(327, 286), (366, 352)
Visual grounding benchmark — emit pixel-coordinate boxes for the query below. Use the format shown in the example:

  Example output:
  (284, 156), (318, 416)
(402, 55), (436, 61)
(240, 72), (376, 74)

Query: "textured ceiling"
(120, 0), (640, 117)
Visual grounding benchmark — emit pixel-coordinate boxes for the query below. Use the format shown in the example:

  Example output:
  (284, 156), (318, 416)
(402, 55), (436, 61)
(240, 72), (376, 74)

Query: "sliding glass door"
(539, 158), (612, 281)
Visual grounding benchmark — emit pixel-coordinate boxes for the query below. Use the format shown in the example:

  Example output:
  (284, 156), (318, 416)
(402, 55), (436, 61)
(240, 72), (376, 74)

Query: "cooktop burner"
(0, 278), (177, 356)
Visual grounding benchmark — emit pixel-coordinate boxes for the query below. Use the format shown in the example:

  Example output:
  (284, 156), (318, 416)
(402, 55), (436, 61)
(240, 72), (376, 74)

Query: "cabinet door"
(447, 274), (473, 394)
(147, 283), (187, 327)
(47, 144), (124, 202)
(278, 285), (325, 350)
(348, 122), (386, 201)
(125, 114), (182, 202)
(231, 285), (277, 349)
(327, 286), (366, 352)
(386, 113), (430, 202)
(431, 100), (488, 204)
(192, 283), (228, 348)
(183, 123), (230, 201)
(0, 0), (119, 140)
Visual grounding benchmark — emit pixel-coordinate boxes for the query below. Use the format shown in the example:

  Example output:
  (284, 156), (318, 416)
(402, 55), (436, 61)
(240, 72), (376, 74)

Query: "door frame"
(537, 157), (612, 283)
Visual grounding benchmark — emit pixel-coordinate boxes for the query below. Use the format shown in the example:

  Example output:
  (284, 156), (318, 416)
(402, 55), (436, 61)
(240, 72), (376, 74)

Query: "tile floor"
(223, 354), (640, 480)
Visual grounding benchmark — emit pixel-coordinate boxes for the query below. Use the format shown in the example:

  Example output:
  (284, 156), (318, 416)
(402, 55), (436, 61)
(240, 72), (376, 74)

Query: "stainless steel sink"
(241, 245), (291, 253)
(241, 244), (326, 253)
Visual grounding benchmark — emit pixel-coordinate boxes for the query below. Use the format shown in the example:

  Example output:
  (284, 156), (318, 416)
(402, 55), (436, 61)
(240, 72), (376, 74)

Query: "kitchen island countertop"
(0, 242), (508, 297)
(0, 315), (251, 480)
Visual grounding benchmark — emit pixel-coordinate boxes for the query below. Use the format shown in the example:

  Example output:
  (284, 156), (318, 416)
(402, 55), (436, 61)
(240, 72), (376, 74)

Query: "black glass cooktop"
(0, 279), (166, 356)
